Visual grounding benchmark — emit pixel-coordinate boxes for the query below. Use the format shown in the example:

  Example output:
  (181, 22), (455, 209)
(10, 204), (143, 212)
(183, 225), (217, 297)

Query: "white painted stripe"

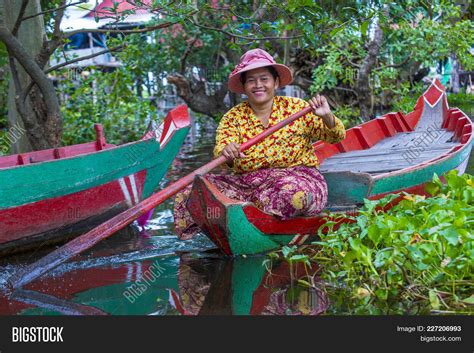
(168, 290), (177, 309)
(160, 121), (176, 147)
(298, 234), (310, 245)
(126, 263), (133, 282)
(154, 122), (164, 141)
(118, 177), (133, 207)
(129, 174), (140, 204)
(289, 234), (303, 246)
(433, 79), (444, 92)
(135, 262), (142, 281)
(423, 93), (444, 109)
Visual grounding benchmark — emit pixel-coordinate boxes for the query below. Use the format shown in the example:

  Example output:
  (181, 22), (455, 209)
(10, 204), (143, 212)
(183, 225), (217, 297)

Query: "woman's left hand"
(308, 94), (334, 128)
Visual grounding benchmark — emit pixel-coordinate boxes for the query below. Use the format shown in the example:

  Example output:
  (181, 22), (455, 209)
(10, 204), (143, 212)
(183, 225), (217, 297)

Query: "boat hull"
(0, 106), (191, 256)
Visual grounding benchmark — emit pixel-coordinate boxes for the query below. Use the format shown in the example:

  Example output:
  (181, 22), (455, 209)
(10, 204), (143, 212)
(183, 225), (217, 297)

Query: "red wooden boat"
(186, 80), (473, 256)
(0, 105), (191, 256)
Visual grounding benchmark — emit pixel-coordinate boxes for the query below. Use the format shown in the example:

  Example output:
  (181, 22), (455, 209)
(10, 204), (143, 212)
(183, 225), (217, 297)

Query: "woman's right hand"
(221, 142), (245, 160)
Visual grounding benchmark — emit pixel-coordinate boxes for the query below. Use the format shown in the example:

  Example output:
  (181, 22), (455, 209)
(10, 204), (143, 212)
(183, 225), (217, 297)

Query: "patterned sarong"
(173, 165), (328, 240)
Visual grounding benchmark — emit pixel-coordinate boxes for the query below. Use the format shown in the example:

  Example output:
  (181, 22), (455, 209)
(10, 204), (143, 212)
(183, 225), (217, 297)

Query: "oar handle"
(8, 105), (313, 291)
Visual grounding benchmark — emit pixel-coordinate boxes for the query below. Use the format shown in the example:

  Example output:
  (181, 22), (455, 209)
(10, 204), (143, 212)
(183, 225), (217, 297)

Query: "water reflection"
(1, 252), (328, 316)
(169, 252), (328, 315)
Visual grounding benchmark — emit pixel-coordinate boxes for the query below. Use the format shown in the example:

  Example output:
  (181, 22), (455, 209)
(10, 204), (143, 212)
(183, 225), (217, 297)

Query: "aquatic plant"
(268, 170), (473, 314)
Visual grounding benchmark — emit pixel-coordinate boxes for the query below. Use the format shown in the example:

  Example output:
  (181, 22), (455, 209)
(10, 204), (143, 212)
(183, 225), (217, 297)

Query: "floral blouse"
(213, 96), (346, 173)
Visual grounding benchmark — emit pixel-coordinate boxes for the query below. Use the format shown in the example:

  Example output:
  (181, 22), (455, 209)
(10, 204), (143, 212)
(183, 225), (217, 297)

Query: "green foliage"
(447, 92), (474, 115)
(306, 0), (474, 121)
(317, 170), (473, 314)
(59, 67), (156, 146)
(268, 171), (474, 314)
(4, 0), (473, 149)
(391, 82), (426, 114)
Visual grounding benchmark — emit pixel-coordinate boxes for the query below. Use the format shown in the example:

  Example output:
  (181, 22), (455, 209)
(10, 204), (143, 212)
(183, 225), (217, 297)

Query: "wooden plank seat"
(320, 128), (458, 175)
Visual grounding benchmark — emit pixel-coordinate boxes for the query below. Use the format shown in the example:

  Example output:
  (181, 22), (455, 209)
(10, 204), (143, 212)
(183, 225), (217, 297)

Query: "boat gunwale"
(0, 105), (192, 172)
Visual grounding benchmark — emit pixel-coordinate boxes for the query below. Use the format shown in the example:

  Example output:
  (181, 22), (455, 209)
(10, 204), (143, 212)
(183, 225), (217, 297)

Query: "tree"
(1, 0), (62, 152)
(1, 0), (472, 153)
(126, 0), (472, 122)
(0, 0), (182, 153)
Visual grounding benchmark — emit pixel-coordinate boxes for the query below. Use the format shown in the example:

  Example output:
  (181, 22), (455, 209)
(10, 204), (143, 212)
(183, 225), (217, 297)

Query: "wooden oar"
(8, 106), (313, 290)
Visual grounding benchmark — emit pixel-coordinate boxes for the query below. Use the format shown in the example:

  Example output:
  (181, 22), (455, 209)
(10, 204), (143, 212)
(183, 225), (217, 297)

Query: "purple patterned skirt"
(173, 165), (328, 240)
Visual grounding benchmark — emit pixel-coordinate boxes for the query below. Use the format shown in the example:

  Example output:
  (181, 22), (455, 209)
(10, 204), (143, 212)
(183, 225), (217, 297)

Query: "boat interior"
(0, 124), (112, 168)
(319, 97), (459, 176)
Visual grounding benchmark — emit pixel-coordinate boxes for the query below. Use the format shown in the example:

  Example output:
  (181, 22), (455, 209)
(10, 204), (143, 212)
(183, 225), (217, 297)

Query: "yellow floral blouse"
(213, 96), (346, 173)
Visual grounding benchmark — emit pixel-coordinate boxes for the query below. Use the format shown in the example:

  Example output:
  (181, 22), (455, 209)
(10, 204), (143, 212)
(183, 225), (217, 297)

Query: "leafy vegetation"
(268, 171), (474, 314)
(58, 67), (157, 146)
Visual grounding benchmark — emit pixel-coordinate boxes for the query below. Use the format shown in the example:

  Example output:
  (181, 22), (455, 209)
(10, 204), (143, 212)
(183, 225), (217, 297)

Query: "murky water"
(0, 117), (327, 316)
(1, 108), (473, 316)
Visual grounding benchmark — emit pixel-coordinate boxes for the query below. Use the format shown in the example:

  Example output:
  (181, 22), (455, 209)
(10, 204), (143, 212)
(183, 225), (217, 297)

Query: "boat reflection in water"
(169, 252), (329, 315)
(1, 245), (327, 315)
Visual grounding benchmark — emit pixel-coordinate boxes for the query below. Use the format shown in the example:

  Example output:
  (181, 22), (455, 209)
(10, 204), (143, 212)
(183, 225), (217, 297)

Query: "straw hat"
(228, 49), (293, 94)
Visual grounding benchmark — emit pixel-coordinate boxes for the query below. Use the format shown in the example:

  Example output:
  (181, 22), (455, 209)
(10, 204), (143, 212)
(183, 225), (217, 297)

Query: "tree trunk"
(450, 53), (460, 93)
(167, 73), (229, 119)
(355, 18), (384, 121)
(1, 0), (62, 153)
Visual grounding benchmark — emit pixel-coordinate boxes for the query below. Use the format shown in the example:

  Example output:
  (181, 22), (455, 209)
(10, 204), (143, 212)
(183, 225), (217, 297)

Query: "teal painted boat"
(186, 80), (473, 256)
(0, 105), (191, 256)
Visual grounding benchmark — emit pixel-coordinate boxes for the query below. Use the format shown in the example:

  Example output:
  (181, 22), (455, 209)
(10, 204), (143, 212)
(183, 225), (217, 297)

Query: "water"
(1, 110), (473, 316)
(0, 117), (327, 316)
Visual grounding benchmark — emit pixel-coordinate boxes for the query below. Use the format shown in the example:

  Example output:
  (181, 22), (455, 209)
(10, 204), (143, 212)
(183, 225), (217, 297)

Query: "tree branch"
(186, 19), (303, 41)
(180, 37), (197, 75)
(167, 73), (229, 118)
(7, 48), (45, 142)
(346, 56), (362, 68)
(45, 44), (124, 74)
(12, 0), (29, 36)
(22, 44), (125, 99)
(375, 54), (412, 70)
(64, 21), (178, 37)
(334, 86), (359, 96)
(21, 0), (86, 22)
(0, 26), (60, 120)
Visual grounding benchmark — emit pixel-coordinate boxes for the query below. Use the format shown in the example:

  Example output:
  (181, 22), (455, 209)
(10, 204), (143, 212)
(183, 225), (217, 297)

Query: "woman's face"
(242, 67), (279, 106)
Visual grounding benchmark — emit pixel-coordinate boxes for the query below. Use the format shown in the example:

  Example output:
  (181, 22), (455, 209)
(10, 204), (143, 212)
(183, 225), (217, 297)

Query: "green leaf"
(360, 20), (370, 37)
(375, 288), (388, 300)
(440, 228), (459, 246)
(461, 295), (474, 305)
(429, 290), (440, 310)
(281, 246), (293, 258)
(425, 181), (440, 196)
(289, 254), (309, 263)
(297, 279), (312, 288)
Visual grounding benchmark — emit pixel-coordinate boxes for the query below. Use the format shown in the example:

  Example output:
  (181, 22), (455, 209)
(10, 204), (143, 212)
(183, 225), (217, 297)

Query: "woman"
(174, 48), (346, 239)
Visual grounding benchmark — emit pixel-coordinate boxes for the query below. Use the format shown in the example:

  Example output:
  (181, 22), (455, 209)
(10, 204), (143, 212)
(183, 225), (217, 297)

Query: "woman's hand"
(221, 142), (245, 161)
(308, 94), (335, 128)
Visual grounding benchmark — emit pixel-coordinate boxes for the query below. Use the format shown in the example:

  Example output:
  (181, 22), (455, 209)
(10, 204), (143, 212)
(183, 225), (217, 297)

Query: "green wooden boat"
(0, 105), (190, 256)
(186, 80), (473, 256)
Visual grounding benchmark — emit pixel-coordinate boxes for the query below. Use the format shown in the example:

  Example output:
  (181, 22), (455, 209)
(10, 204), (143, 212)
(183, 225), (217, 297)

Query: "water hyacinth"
(270, 170), (473, 314)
